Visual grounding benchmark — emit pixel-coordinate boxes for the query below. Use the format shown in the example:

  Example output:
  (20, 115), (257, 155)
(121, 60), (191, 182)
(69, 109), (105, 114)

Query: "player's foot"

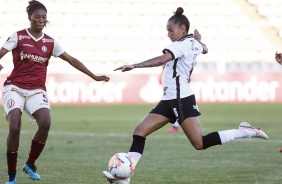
(239, 121), (268, 140)
(5, 178), (16, 184)
(23, 163), (41, 181)
(6, 171), (16, 184)
(168, 127), (179, 133)
(103, 171), (130, 184)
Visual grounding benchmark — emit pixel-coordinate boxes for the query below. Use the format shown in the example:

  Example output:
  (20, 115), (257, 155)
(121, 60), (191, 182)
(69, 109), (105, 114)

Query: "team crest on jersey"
(42, 46), (47, 52)
(7, 99), (15, 109)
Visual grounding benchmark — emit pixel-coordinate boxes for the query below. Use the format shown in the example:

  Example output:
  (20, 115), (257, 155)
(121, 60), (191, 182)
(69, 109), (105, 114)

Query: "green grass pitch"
(0, 103), (281, 184)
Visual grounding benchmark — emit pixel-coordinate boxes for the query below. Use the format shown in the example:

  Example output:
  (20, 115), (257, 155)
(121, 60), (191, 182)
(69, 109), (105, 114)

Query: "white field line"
(0, 129), (281, 143)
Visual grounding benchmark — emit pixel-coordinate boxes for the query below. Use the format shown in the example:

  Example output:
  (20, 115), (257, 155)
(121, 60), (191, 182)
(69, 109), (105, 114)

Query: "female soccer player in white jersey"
(0, 1), (110, 183)
(103, 7), (268, 184)
(159, 64), (180, 132)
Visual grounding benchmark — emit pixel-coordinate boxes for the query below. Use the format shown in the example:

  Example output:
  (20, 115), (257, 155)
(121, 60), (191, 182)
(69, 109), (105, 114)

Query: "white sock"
(218, 129), (247, 144)
(173, 121), (180, 128)
(128, 152), (142, 164)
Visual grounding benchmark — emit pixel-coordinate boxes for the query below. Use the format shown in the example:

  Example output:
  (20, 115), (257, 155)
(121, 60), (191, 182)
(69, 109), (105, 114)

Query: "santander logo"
(191, 76), (280, 102)
(20, 51), (48, 64)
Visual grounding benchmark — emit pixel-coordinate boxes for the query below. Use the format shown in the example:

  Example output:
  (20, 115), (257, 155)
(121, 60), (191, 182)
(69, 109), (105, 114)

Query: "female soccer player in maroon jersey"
(0, 1), (109, 183)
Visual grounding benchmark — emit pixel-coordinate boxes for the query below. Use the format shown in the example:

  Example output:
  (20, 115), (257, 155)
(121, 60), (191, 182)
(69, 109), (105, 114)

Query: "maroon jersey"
(4, 29), (55, 90)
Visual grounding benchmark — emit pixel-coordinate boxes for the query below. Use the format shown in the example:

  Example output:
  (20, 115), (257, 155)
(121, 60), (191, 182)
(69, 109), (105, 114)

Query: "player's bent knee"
(133, 131), (146, 137)
(191, 142), (204, 150)
(133, 127), (146, 137)
(38, 120), (51, 131)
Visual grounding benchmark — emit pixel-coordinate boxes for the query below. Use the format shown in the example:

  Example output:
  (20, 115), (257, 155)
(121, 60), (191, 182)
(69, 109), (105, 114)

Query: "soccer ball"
(108, 153), (136, 179)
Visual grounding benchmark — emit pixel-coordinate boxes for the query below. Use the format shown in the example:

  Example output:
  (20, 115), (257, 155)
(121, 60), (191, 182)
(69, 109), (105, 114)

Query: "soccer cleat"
(239, 121), (268, 140)
(168, 127), (179, 133)
(103, 171), (130, 184)
(6, 172), (16, 184)
(5, 178), (16, 184)
(23, 163), (41, 181)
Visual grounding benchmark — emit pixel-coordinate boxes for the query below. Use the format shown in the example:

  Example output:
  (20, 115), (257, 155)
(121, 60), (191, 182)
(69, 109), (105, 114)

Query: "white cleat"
(239, 121), (268, 140)
(102, 171), (130, 184)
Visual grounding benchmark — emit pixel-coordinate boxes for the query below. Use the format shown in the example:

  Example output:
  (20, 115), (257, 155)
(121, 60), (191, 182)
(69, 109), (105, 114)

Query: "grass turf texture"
(0, 103), (281, 184)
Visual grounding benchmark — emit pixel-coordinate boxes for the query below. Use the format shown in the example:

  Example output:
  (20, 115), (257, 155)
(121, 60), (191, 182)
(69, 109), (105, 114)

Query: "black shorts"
(150, 95), (201, 125)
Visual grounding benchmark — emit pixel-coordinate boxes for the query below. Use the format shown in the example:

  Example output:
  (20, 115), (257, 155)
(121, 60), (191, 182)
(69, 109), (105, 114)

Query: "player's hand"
(194, 29), (202, 42)
(114, 64), (135, 72)
(0, 64), (3, 71)
(93, 75), (110, 82)
(275, 51), (282, 65)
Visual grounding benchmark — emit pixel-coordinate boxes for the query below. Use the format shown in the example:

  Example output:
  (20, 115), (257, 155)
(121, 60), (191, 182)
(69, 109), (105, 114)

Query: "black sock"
(202, 132), (221, 149)
(26, 160), (34, 165)
(8, 170), (16, 181)
(129, 135), (146, 154)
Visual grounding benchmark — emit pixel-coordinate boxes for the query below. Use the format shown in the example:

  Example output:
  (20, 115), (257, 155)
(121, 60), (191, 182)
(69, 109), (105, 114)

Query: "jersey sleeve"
(2, 32), (18, 51)
(52, 40), (65, 57)
(194, 40), (204, 55)
(163, 41), (185, 60)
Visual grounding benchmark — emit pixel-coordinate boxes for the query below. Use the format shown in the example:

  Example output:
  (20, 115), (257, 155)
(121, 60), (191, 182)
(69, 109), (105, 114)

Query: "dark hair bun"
(29, 0), (38, 5)
(174, 7), (184, 15)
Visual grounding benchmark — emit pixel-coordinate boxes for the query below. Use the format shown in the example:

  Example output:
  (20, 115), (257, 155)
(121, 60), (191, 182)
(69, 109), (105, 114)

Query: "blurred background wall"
(0, 0), (282, 104)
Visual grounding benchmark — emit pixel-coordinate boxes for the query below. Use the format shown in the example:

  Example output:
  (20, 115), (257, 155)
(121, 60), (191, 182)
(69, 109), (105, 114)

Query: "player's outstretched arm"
(114, 52), (172, 72)
(275, 51), (282, 64)
(114, 64), (135, 72)
(194, 29), (208, 54)
(58, 52), (110, 82)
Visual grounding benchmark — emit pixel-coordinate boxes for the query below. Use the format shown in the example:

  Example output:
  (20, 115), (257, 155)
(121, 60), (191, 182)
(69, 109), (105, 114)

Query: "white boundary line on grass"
(0, 129), (282, 143)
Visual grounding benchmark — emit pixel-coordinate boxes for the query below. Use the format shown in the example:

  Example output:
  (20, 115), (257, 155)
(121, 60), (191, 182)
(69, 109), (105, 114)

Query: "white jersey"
(161, 34), (203, 100)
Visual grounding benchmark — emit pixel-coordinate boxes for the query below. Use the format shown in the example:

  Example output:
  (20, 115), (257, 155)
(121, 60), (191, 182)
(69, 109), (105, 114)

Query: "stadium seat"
(0, 0), (281, 72)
